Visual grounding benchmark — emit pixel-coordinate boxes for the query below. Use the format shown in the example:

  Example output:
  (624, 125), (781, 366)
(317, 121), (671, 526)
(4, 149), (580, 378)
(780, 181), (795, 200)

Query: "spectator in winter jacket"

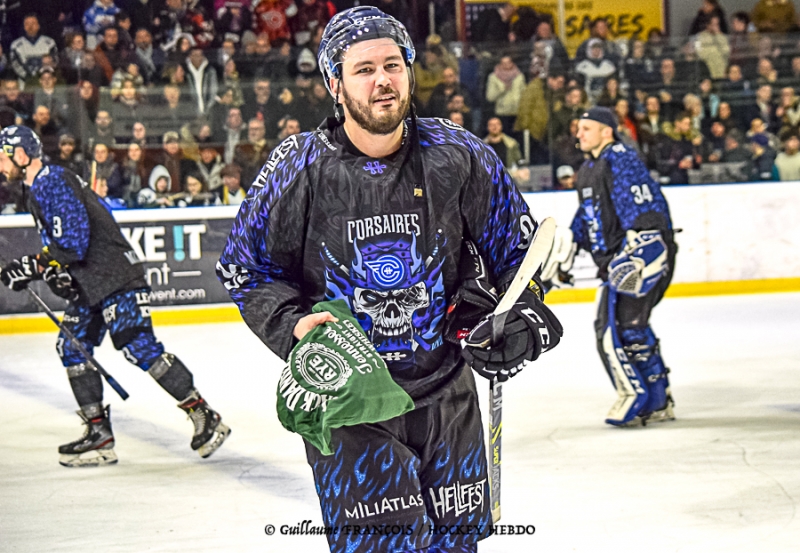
(134, 29), (166, 85)
(425, 67), (470, 118)
(575, 39), (616, 105)
(485, 55), (525, 136)
(702, 120), (728, 162)
(94, 26), (132, 83)
(217, 163), (246, 205)
(483, 117), (522, 169)
(774, 131), (800, 180)
(776, 87), (800, 139)
(185, 48), (219, 115)
(138, 164), (175, 208)
(689, 0), (728, 35)
(33, 68), (69, 128)
(85, 142), (124, 198)
(574, 18), (620, 69)
(695, 16), (730, 80)
(29, 105), (61, 159)
(0, 79), (32, 124)
(721, 130), (751, 162)
(748, 133), (777, 180)
(515, 72), (565, 145)
(550, 86), (585, 141)
(83, 0), (121, 50)
(10, 14), (59, 82)
(233, 117), (270, 187)
(656, 112), (703, 184)
(51, 134), (84, 175)
(157, 131), (185, 193)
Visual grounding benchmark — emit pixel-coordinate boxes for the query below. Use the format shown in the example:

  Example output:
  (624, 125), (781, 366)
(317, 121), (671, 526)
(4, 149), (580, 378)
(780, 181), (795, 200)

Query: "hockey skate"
(58, 406), (118, 467)
(178, 391), (230, 458)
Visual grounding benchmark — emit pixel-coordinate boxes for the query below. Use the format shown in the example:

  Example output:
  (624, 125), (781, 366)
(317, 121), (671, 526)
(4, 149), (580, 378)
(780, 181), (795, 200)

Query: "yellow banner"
(467, 0), (664, 55)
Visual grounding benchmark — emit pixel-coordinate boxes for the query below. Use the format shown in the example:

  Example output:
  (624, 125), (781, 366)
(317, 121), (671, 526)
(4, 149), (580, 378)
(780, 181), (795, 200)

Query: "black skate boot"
(178, 391), (230, 458)
(58, 406), (117, 467)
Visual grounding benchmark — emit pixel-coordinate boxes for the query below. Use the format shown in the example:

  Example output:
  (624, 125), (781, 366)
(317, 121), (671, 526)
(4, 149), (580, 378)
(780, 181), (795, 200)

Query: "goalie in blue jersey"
(542, 107), (678, 427)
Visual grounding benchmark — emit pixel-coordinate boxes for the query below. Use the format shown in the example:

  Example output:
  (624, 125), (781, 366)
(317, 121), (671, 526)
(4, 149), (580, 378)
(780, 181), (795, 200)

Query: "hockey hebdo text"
(264, 520), (535, 537)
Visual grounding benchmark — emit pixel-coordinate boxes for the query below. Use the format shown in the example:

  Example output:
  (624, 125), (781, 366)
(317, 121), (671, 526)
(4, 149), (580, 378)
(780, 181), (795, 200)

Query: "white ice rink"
(1, 292), (799, 553)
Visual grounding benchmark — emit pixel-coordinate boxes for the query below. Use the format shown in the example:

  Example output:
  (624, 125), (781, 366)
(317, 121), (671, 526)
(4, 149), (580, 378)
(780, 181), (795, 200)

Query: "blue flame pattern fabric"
(56, 288), (164, 369)
(304, 366), (491, 552)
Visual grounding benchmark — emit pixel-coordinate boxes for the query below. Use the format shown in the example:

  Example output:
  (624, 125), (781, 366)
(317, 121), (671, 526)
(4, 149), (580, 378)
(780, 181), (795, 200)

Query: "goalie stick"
(0, 256), (129, 400)
(487, 217), (556, 524)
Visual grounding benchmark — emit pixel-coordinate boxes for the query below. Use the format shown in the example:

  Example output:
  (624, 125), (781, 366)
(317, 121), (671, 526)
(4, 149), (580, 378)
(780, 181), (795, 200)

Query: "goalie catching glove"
(608, 229), (668, 298)
(461, 285), (563, 382)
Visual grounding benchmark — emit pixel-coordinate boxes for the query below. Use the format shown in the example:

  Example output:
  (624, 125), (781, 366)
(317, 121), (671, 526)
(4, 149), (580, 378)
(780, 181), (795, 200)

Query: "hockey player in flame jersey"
(217, 6), (562, 553)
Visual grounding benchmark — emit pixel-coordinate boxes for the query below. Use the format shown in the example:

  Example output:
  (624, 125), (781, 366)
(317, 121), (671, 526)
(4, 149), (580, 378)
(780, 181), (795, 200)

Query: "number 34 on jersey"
(631, 184), (654, 205)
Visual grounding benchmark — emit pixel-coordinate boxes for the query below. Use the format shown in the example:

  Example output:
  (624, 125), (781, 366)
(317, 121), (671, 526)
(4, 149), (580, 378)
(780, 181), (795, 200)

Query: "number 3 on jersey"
(52, 216), (63, 237)
(631, 184), (653, 205)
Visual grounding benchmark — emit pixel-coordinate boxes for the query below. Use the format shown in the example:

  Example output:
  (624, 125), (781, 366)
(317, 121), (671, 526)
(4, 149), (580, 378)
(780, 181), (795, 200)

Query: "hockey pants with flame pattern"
(304, 364), (492, 553)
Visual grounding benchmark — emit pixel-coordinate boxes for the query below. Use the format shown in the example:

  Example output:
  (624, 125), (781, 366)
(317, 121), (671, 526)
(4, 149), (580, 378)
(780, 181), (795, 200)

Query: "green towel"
(277, 300), (414, 455)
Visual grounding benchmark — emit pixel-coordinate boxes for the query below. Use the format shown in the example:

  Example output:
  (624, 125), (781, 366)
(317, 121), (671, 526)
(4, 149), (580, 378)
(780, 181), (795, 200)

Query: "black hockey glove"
(443, 240), (498, 344)
(43, 265), (80, 301)
(0, 255), (43, 291)
(461, 288), (563, 382)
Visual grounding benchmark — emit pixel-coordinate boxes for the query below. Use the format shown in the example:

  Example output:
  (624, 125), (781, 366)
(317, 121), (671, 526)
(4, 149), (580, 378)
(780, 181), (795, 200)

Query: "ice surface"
(1, 293), (799, 553)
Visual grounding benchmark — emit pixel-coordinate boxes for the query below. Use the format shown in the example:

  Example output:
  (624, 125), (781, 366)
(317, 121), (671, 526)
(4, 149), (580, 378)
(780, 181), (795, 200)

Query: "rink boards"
(1, 181), (798, 332)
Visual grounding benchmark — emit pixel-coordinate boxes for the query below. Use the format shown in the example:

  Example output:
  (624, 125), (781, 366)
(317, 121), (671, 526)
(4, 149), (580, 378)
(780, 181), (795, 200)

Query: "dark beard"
(341, 85), (410, 135)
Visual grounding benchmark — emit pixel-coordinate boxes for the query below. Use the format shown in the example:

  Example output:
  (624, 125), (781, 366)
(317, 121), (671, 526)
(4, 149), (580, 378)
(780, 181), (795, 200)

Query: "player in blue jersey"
(217, 7), (562, 552)
(0, 126), (230, 467)
(543, 106), (678, 427)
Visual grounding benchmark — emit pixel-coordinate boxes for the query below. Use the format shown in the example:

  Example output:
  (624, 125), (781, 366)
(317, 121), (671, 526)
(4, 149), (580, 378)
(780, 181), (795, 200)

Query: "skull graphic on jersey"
(323, 232), (445, 364)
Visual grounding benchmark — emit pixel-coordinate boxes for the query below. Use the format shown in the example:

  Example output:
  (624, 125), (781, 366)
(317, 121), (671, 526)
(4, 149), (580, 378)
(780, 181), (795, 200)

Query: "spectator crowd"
(2, 0), (800, 212)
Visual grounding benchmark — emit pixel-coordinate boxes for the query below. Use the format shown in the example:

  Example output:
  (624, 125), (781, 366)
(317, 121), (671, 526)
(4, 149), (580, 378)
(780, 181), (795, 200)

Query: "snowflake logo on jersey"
(363, 161), (387, 175)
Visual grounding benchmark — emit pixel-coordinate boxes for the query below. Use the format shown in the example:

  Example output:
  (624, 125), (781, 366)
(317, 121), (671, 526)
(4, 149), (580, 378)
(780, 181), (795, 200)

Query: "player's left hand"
(43, 265), (79, 301)
(0, 255), (42, 291)
(461, 288), (563, 382)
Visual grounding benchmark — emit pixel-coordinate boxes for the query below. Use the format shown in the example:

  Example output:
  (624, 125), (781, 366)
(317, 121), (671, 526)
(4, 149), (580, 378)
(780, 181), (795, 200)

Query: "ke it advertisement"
(0, 207), (238, 315)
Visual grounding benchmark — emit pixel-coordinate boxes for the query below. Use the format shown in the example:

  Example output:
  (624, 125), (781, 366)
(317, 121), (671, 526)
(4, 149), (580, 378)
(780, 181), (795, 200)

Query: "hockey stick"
(487, 217), (557, 524)
(0, 258), (129, 400)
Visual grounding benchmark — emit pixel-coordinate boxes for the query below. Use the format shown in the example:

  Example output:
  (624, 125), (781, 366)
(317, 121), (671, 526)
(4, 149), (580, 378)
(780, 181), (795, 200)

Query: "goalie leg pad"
(602, 288), (650, 426)
(620, 327), (674, 422)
